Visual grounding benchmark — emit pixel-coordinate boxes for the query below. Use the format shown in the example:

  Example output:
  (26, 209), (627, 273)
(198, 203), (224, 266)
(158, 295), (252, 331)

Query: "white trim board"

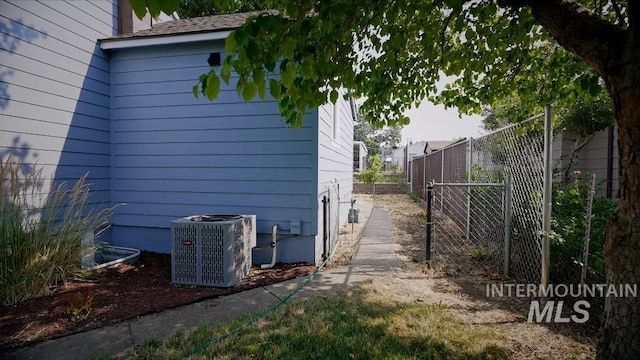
(100, 31), (232, 50)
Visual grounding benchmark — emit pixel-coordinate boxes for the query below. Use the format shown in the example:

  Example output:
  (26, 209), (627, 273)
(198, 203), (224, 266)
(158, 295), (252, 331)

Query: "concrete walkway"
(7, 207), (398, 360)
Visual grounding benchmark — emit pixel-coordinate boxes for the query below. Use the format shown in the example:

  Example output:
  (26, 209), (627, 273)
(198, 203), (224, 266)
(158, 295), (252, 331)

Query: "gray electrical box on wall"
(348, 208), (359, 223)
(290, 219), (301, 235)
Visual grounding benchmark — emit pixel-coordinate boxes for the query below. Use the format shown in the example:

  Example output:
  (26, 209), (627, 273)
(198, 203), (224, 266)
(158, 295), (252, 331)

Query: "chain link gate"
(415, 117), (544, 283)
(426, 179), (513, 274)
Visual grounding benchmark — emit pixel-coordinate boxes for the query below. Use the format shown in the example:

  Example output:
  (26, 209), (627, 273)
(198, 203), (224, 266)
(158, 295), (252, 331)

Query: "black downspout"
(606, 125), (614, 198)
(322, 196), (328, 258)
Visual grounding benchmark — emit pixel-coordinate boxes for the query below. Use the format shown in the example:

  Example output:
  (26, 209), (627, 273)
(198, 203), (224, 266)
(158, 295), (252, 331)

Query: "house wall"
(391, 147), (405, 169)
(0, 0), (116, 211)
(316, 95), (354, 262)
(553, 126), (619, 198)
(353, 141), (367, 171)
(108, 41), (323, 263)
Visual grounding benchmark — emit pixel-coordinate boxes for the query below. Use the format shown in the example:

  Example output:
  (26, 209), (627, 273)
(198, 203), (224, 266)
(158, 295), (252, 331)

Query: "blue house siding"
(109, 41), (321, 262)
(316, 96), (355, 260)
(0, 0), (116, 208)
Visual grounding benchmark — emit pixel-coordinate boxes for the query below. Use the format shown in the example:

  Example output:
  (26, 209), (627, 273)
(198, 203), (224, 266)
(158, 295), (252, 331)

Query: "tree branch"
(628, 0), (640, 34)
(439, 1), (473, 61)
(527, 0), (626, 77)
(439, 8), (457, 59)
(611, 1), (626, 27)
(500, 0), (626, 78)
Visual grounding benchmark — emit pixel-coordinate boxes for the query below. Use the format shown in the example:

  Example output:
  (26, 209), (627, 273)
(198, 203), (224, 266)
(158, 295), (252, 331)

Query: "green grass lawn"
(125, 285), (508, 359)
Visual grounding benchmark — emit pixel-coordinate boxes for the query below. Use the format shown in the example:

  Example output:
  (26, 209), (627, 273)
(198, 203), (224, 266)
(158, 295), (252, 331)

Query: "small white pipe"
(261, 225), (278, 269)
(84, 245), (141, 271)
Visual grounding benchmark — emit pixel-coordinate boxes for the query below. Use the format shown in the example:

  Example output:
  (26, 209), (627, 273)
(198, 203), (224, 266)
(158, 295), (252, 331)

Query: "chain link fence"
(413, 117), (544, 283)
(430, 183), (506, 269)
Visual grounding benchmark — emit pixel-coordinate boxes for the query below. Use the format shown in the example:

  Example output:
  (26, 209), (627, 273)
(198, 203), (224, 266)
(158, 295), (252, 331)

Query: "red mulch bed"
(0, 251), (316, 352)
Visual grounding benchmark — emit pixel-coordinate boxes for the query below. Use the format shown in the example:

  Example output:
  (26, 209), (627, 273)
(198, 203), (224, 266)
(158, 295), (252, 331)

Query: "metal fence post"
(426, 182), (434, 261)
(542, 105), (553, 290)
(580, 174), (597, 286)
(466, 137), (473, 241)
(440, 149), (445, 212)
(504, 175), (513, 276)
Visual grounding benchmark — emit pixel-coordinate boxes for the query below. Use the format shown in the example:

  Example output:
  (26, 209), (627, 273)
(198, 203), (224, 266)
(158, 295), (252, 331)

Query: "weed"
(56, 292), (94, 320)
(472, 247), (486, 262)
(409, 191), (421, 203)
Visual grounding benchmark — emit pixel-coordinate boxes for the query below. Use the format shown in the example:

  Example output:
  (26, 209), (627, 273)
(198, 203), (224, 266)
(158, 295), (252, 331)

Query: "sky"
(401, 99), (485, 145)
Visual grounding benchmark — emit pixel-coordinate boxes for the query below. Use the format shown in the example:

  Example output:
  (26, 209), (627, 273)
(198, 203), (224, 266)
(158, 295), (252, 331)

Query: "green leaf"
(236, 78), (244, 97)
(253, 69), (265, 84)
(242, 82), (258, 102)
(129, 0), (148, 20)
(192, 84), (199, 98)
(265, 61), (276, 73)
(269, 79), (281, 99)
(225, 33), (237, 54)
(280, 96), (291, 111)
(286, 3), (299, 18)
(146, 0), (162, 18)
(281, 61), (296, 86)
(301, 61), (315, 79)
(282, 37), (296, 59)
(246, 41), (260, 60)
(205, 71), (220, 101)
(330, 90), (339, 104)
(234, 28), (249, 46)
(140, 0), (180, 19)
(221, 65), (231, 84)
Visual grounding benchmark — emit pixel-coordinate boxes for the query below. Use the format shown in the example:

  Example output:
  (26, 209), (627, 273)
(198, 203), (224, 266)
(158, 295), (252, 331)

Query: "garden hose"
(178, 254), (332, 359)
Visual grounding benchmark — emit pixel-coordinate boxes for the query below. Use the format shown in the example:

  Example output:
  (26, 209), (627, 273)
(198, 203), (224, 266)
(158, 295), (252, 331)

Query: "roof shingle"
(103, 11), (272, 41)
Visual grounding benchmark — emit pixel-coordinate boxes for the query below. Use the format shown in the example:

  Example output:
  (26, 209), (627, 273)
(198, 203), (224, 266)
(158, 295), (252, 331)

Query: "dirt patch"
(0, 253), (315, 352)
(360, 193), (597, 359)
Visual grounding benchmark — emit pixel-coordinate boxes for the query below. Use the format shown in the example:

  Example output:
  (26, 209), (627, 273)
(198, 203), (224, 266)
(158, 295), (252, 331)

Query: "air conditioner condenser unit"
(171, 214), (256, 287)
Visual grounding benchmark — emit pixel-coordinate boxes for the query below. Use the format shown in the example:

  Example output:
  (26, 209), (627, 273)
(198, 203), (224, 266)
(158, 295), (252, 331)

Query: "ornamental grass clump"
(0, 156), (111, 305)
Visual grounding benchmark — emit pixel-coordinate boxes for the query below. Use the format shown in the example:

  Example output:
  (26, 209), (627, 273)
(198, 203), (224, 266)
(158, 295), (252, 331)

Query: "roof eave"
(99, 30), (232, 50)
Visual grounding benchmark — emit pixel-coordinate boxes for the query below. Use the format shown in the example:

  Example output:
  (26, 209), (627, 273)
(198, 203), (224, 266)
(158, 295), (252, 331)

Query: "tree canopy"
(354, 114), (402, 157)
(131, 0), (605, 128)
(176, 0), (264, 18)
(482, 93), (614, 134)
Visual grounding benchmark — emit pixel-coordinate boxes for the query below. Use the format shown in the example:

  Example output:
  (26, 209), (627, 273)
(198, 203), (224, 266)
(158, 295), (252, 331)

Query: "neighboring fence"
(413, 118), (545, 283)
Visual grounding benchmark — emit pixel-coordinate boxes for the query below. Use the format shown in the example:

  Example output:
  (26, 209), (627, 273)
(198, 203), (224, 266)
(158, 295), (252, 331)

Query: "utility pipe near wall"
(261, 224), (278, 269)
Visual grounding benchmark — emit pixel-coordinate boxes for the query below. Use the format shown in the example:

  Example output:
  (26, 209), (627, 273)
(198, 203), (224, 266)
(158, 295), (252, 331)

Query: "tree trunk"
(597, 67), (640, 359)
(523, 2), (640, 356)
